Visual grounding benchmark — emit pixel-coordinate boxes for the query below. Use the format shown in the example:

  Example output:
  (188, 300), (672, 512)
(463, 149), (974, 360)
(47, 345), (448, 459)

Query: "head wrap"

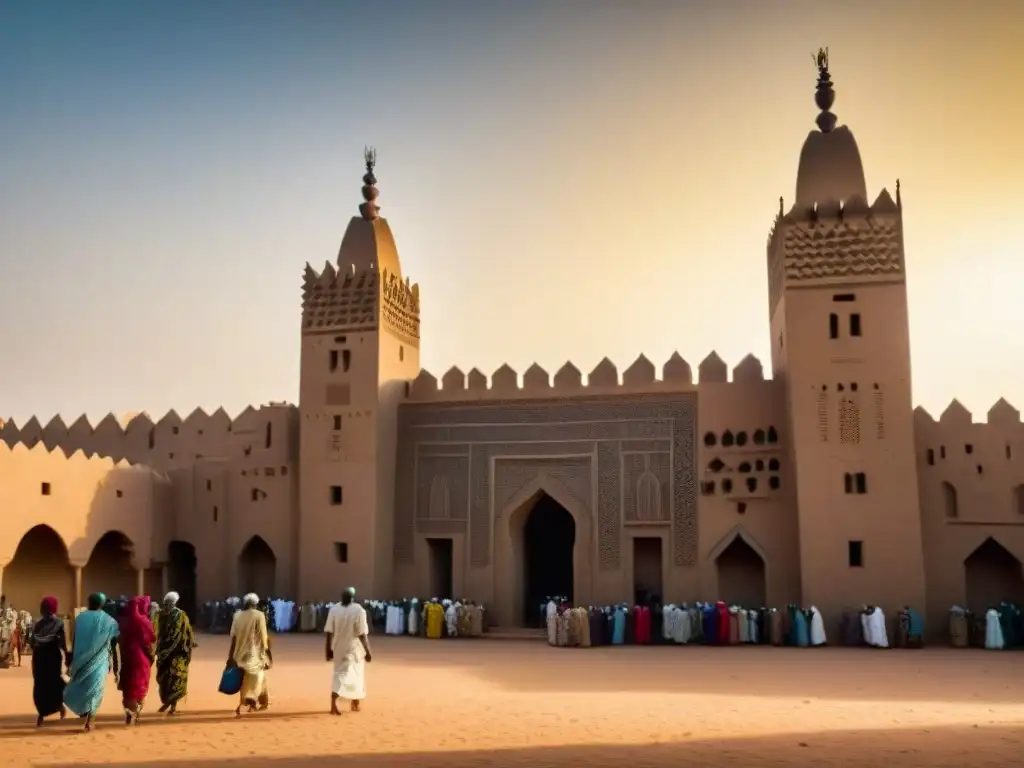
(243, 592), (259, 607)
(41, 596), (58, 615)
(344, 587), (356, 597)
(163, 591), (180, 606)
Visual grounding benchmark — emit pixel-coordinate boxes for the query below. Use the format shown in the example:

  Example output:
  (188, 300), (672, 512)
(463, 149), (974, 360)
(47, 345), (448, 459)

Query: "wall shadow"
(40, 724), (1024, 768)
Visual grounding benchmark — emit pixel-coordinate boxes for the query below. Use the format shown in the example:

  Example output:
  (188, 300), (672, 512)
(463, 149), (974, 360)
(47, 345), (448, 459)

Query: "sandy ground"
(0, 635), (1022, 767)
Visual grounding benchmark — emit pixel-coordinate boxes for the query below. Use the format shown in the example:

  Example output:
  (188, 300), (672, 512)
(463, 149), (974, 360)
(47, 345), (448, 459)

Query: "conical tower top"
(358, 146), (380, 221)
(813, 47), (837, 133)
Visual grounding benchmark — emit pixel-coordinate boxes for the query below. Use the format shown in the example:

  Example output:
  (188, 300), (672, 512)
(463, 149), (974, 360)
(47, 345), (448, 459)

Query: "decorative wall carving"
(817, 391), (829, 442)
(873, 388), (886, 440)
(414, 455), (469, 533)
(839, 396), (861, 444)
(622, 452), (670, 523)
(394, 396), (697, 568)
(493, 457), (592, 519)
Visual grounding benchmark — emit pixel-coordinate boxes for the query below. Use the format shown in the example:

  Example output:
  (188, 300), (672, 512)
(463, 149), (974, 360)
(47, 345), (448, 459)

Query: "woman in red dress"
(118, 596), (156, 725)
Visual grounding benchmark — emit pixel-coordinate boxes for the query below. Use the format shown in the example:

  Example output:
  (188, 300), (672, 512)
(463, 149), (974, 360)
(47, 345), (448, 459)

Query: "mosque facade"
(1, 55), (1022, 635)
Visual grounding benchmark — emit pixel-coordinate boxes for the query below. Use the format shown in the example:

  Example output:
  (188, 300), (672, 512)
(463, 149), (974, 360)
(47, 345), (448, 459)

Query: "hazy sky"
(1, 1), (1022, 425)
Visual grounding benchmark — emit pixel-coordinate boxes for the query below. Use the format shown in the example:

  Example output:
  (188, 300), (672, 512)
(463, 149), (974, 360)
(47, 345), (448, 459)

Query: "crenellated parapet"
(914, 398), (1024, 469)
(407, 351), (771, 402)
(0, 403), (298, 469)
(767, 187), (904, 316)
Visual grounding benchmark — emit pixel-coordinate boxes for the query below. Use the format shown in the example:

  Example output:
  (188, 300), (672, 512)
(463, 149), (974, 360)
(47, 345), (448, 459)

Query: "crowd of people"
(949, 603), (1023, 649)
(194, 595), (486, 639)
(540, 599), (933, 649)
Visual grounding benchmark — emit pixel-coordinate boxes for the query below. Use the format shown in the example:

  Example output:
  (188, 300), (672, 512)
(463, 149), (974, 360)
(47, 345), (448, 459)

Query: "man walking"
(324, 587), (372, 715)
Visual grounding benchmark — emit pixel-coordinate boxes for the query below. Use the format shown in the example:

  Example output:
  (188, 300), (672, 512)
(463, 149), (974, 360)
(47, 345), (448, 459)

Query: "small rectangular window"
(329, 350), (339, 371)
(832, 293), (856, 302)
(213, 506), (219, 523)
(829, 313), (839, 339)
(843, 473), (853, 494)
(854, 472), (867, 494)
(926, 449), (934, 465)
(342, 349), (352, 372)
(335, 542), (349, 563)
(333, 415), (342, 431)
(848, 540), (864, 567)
(849, 313), (862, 337)
(206, 479), (213, 491)
(115, 489), (123, 498)
(330, 485), (343, 505)
(41, 482), (51, 496)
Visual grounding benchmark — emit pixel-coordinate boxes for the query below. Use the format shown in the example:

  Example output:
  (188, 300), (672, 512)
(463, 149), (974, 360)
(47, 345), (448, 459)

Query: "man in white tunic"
(324, 587), (372, 715)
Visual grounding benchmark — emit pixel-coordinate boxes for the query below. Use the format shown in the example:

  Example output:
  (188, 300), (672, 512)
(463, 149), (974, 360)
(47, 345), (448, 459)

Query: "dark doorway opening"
(167, 541), (198, 621)
(238, 536), (277, 598)
(715, 536), (767, 608)
(522, 493), (575, 626)
(964, 537), (1024, 611)
(426, 538), (454, 599)
(632, 537), (663, 606)
(83, 531), (135, 600)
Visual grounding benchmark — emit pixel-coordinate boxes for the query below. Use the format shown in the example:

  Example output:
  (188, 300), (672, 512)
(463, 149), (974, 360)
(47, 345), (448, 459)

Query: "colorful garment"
(155, 605), (195, 707)
(0, 607), (16, 667)
(117, 596), (156, 703)
(30, 597), (67, 718)
(64, 607), (120, 716)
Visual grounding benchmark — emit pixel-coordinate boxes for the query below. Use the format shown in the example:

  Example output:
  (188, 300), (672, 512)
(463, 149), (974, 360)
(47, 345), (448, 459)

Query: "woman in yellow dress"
(424, 600), (444, 639)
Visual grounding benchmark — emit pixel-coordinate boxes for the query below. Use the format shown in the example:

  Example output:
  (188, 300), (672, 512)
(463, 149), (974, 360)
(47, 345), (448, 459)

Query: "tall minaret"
(767, 50), (926, 631)
(297, 149), (421, 601)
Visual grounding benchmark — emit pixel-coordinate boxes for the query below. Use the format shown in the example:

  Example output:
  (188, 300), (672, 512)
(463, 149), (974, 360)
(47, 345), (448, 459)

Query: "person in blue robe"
(794, 608), (810, 647)
(63, 593), (120, 732)
(701, 603), (716, 645)
(611, 605), (626, 645)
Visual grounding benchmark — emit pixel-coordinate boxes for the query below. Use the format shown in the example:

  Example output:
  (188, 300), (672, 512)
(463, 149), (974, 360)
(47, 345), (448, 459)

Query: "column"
(136, 567), (144, 597)
(74, 566), (83, 608)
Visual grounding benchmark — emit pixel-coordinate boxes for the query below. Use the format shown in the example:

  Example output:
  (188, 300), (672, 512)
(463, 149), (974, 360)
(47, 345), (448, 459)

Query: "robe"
(985, 608), (1005, 650)
(863, 607), (889, 648)
(445, 604), (459, 637)
(635, 607), (651, 645)
(808, 607), (826, 646)
(728, 608), (740, 644)
(611, 608), (626, 645)
(407, 601), (419, 635)
(715, 602), (730, 645)
(546, 612), (558, 646)
(701, 604), (716, 644)
(769, 609), (784, 646)
(424, 603), (444, 639)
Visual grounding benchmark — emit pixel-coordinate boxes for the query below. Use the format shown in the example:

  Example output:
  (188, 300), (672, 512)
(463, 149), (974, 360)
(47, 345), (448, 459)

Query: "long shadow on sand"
(0, 710), (324, 740)
(42, 724), (1024, 768)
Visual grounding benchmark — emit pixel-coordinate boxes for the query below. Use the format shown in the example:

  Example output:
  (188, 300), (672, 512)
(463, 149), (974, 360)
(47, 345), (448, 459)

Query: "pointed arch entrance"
(494, 472), (593, 629)
(5, 525), (75, 611)
(238, 536), (276, 598)
(964, 537), (1024, 611)
(167, 541), (198, 620)
(83, 531), (136, 600)
(712, 528), (767, 608)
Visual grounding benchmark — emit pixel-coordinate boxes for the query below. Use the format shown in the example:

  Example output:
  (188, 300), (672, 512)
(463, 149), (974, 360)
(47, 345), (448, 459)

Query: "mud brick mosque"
(1, 52), (1022, 635)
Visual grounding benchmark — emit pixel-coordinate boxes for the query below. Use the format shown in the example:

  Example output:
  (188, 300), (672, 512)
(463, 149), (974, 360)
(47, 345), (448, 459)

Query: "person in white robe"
(863, 606), (889, 648)
(808, 606), (827, 646)
(324, 587), (372, 715)
(984, 608), (1005, 650)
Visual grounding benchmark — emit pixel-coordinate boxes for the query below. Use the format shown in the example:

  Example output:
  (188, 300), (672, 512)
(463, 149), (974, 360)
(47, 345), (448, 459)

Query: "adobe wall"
(0, 404), (300, 604)
(914, 399), (1024, 634)
(0, 441), (171, 612)
(397, 351), (795, 624)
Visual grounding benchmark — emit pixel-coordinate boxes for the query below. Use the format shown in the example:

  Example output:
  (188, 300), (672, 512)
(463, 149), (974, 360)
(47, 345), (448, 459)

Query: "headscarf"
(32, 596), (63, 646)
(243, 593), (259, 608)
(118, 596), (156, 647)
(163, 592), (179, 606)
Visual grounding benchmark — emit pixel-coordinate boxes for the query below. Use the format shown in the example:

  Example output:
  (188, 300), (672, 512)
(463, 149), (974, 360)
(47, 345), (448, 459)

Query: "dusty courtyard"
(0, 634), (1022, 767)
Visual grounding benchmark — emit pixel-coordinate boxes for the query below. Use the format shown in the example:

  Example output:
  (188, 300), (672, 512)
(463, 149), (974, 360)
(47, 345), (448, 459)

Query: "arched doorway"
(715, 535), (767, 608)
(167, 541), (198, 621)
(5, 525), (75, 612)
(83, 531), (136, 600)
(964, 537), (1024, 611)
(238, 536), (276, 598)
(520, 493), (575, 626)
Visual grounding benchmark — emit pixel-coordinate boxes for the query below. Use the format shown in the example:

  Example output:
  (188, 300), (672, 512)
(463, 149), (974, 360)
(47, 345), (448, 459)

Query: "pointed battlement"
(407, 351), (769, 402)
(914, 398), (1023, 427)
(0, 437), (167, 476)
(0, 403), (297, 468)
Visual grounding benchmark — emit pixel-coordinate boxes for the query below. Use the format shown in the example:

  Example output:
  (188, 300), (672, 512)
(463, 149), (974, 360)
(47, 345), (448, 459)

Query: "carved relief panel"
(415, 455), (469, 535)
(493, 456), (593, 518)
(621, 452), (670, 523)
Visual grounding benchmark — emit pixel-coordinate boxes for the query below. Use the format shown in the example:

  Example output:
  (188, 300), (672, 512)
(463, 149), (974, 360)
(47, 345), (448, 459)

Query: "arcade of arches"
(964, 537), (1024, 610)
(2, 526), (154, 612)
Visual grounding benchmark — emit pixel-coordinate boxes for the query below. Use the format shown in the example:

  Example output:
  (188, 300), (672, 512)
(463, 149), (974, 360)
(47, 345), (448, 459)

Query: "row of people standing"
(949, 603), (1022, 650)
(545, 601), (829, 648)
(0, 597), (33, 668)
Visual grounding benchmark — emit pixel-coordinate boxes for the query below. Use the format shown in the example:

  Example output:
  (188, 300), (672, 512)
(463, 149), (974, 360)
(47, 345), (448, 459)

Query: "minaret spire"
(813, 47), (837, 133)
(358, 146), (380, 221)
